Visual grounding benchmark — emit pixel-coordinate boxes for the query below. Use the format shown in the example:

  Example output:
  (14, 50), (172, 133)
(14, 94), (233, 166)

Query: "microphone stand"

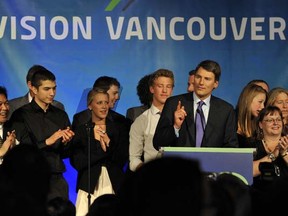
(86, 122), (94, 210)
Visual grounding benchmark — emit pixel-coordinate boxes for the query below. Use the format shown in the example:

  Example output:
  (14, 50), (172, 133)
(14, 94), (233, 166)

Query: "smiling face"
(0, 93), (9, 124)
(260, 111), (283, 137)
(89, 92), (109, 121)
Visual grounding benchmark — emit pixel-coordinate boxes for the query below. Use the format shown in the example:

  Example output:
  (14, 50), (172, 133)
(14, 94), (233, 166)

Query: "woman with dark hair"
(251, 106), (288, 214)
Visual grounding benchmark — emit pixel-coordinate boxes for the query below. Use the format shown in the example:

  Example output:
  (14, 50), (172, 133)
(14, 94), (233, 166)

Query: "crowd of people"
(0, 59), (288, 216)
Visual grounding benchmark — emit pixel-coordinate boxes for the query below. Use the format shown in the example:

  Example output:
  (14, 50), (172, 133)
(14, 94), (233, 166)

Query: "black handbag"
(259, 162), (280, 181)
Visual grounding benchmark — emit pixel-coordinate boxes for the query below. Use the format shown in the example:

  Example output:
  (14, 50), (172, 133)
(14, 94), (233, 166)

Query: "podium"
(160, 147), (255, 185)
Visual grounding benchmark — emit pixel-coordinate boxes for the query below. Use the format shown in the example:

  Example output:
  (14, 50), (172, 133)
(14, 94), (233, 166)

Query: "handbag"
(259, 162), (280, 181)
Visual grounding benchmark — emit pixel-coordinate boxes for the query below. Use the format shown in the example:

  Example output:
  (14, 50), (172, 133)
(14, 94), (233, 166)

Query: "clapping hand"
(95, 127), (110, 152)
(279, 135), (288, 156)
(46, 127), (75, 146)
(61, 127), (75, 144)
(0, 130), (16, 157)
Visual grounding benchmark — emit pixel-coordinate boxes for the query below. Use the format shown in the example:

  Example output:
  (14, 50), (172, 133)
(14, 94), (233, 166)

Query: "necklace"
(262, 140), (272, 153)
(262, 139), (279, 153)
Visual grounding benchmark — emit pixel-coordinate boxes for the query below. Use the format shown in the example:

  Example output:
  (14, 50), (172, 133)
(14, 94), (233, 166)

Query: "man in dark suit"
(153, 60), (238, 149)
(8, 65), (65, 119)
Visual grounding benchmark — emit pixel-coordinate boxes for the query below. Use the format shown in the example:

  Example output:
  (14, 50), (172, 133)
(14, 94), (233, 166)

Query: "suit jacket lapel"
(183, 94), (196, 144)
(205, 96), (217, 138)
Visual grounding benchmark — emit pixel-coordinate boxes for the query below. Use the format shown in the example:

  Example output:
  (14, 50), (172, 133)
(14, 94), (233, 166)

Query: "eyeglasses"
(263, 118), (283, 124)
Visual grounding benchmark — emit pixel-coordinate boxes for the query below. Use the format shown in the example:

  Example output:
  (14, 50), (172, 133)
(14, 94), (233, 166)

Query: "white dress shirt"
(129, 104), (162, 171)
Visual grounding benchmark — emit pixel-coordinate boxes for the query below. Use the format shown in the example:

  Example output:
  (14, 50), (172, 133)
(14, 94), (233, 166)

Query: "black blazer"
(153, 92), (239, 149)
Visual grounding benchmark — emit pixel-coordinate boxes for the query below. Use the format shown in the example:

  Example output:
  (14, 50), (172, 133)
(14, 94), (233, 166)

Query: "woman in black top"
(70, 88), (129, 216)
(251, 106), (288, 214)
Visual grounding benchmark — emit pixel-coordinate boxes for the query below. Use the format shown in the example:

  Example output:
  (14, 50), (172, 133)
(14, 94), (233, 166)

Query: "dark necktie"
(195, 101), (206, 147)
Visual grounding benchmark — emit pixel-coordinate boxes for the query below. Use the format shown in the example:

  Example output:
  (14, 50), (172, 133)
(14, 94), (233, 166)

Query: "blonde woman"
(70, 88), (129, 216)
(266, 87), (288, 134)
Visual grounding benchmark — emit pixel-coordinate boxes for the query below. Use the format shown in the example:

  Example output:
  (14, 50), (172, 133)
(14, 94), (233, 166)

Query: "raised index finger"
(176, 101), (182, 110)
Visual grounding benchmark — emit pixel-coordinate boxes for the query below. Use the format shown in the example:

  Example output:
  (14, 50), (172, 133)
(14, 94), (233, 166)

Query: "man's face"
(32, 80), (56, 107)
(107, 84), (120, 109)
(194, 67), (218, 100)
(0, 94), (9, 124)
(150, 76), (174, 106)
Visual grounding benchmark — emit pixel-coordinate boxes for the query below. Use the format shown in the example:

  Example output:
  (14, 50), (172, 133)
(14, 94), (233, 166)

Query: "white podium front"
(160, 147), (255, 185)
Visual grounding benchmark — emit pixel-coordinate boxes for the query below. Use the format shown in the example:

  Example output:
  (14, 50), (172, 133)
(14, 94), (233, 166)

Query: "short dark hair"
(247, 79), (269, 91)
(26, 65), (47, 83)
(247, 79), (269, 86)
(195, 60), (221, 81)
(189, 69), (196, 76)
(0, 86), (8, 98)
(31, 68), (56, 88)
(256, 106), (283, 140)
(92, 76), (120, 91)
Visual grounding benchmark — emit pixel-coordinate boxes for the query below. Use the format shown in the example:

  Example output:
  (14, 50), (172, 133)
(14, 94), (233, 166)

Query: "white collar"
(28, 92), (33, 102)
(193, 93), (211, 106)
(150, 104), (161, 115)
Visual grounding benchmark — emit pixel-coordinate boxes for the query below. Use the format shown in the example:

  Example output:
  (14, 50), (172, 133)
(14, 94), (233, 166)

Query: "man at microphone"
(153, 60), (238, 149)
